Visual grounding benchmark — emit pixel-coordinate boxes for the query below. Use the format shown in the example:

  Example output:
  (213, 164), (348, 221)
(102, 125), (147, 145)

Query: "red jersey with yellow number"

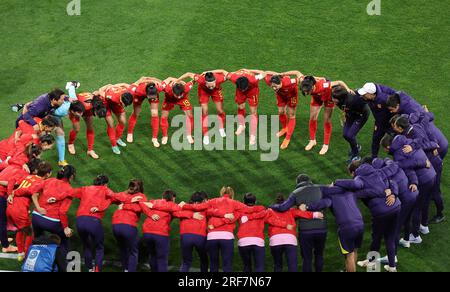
(312, 79), (333, 102)
(10, 175), (44, 213)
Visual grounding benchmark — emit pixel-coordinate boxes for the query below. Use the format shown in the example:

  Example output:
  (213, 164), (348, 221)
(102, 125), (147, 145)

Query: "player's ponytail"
(269, 75), (282, 85)
(26, 158), (42, 174)
(162, 190), (177, 202)
(300, 76), (316, 95)
(121, 92), (133, 107)
(57, 165), (76, 181)
(128, 179), (144, 194)
(25, 143), (42, 159)
(146, 83), (158, 97)
(36, 161), (53, 177)
(220, 186), (235, 199)
(93, 174), (109, 186)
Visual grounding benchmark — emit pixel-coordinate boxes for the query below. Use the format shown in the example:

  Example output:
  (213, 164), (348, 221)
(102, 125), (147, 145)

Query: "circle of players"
(0, 69), (447, 272)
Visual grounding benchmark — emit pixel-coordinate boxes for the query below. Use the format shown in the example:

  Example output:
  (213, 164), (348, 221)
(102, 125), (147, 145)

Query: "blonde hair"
(220, 186), (235, 199)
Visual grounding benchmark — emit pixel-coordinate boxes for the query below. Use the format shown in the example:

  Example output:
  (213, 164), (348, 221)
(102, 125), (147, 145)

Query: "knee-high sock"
(86, 129), (95, 151)
(286, 118), (296, 140)
(324, 122), (332, 145)
(238, 109), (246, 126)
(127, 113), (138, 135)
(56, 135), (65, 162)
(186, 116), (194, 136)
(279, 114), (287, 129)
(202, 115), (209, 135)
(309, 120), (317, 141)
(151, 117), (159, 139)
(218, 112), (226, 129)
(24, 235), (33, 255)
(107, 126), (117, 147)
(116, 124), (125, 140)
(16, 232), (24, 254)
(250, 114), (258, 136)
(161, 117), (169, 137)
(68, 130), (78, 145)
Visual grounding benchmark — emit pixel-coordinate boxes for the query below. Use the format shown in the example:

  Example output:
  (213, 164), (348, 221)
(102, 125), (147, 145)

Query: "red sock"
(286, 118), (296, 140)
(161, 117), (169, 137)
(24, 235), (33, 255)
(279, 114), (287, 129)
(250, 114), (258, 136)
(16, 232), (24, 254)
(151, 116), (159, 139)
(324, 122), (332, 145)
(128, 113), (138, 134)
(116, 124), (125, 140)
(218, 112), (226, 129)
(86, 129), (95, 151)
(107, 126), (117, 146)
(202, 115), (209, 135)
(186, 116), (194, 136)
(238, 109), (246, 126)
(68, 130), (77, 145)
(309, 120), (317, 141)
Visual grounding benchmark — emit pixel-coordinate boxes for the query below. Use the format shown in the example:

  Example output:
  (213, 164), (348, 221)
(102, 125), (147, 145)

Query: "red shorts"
(198, 88), (224, 104)
(133, 96), (160, 106)
(7, 208), (31, 230)
(162, 97), (192, 111)
(106, 102), (126, 117)
(235, 87), (259, 107)
(310, 95), (335, 108)
(277, 95), (298, 108)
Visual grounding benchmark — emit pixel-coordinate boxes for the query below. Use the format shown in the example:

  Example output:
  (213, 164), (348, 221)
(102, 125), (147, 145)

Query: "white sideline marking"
(0, 253), (18, 259)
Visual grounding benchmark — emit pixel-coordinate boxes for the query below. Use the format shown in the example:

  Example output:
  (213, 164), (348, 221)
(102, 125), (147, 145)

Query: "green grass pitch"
(0, 0), (448, 272)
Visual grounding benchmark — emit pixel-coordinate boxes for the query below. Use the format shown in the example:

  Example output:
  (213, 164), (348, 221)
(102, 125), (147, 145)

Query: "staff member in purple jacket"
(16, 89), (66, 129)
(270, 174), (328, 272)
(386, 92), (448, 159)
(331, 86), (370, 162)
(392, 116), (444, 225)
(372, 158), (418, 249)
(334, 161), (400, 272)
(300, 186), (364, 273)
(381, 134), (436, 244)
(357, 82), (396, 158)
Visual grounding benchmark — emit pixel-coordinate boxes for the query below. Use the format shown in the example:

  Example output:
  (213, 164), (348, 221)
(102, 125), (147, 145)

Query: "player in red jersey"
(6, 161), (52, 261)
(161, 73), (196, 145)
(68, 92), (107, 159)
(264, 70), (304, 149)
(300, 76), (354, 155)
(30, 165), (77, 257)
(0, 116), (57, 162)
(126, 77), (165, 148)
(227, 69), (265, 145)
(0, 143), (43, 172)
(0, 159), (41, 253)
(194, 70), (229, 145)
(96, 84), (133, 155)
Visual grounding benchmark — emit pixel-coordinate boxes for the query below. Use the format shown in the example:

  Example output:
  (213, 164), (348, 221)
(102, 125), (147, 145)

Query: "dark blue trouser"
(412, 179), (436, 236)
(270, 244), (298, 272)
(32, 214), (69, 256)
(396, 199), (416, 242)
(371, 123), (389, 158)
(370, 211), (400, 268)
(0, 197), (9, 248)
(343, 115), (368, 156)
(429, 122), (448, 159)
(238, 245), (265, 272)
(112, 224), (139, 272)
(299, 230), (327, 272)
(143, 233), (170, 272)
(430, 155), (444, 216)
(180, 234), (208, 272)
(207, 239), (234, 272)
(76, 216), (104, 271)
